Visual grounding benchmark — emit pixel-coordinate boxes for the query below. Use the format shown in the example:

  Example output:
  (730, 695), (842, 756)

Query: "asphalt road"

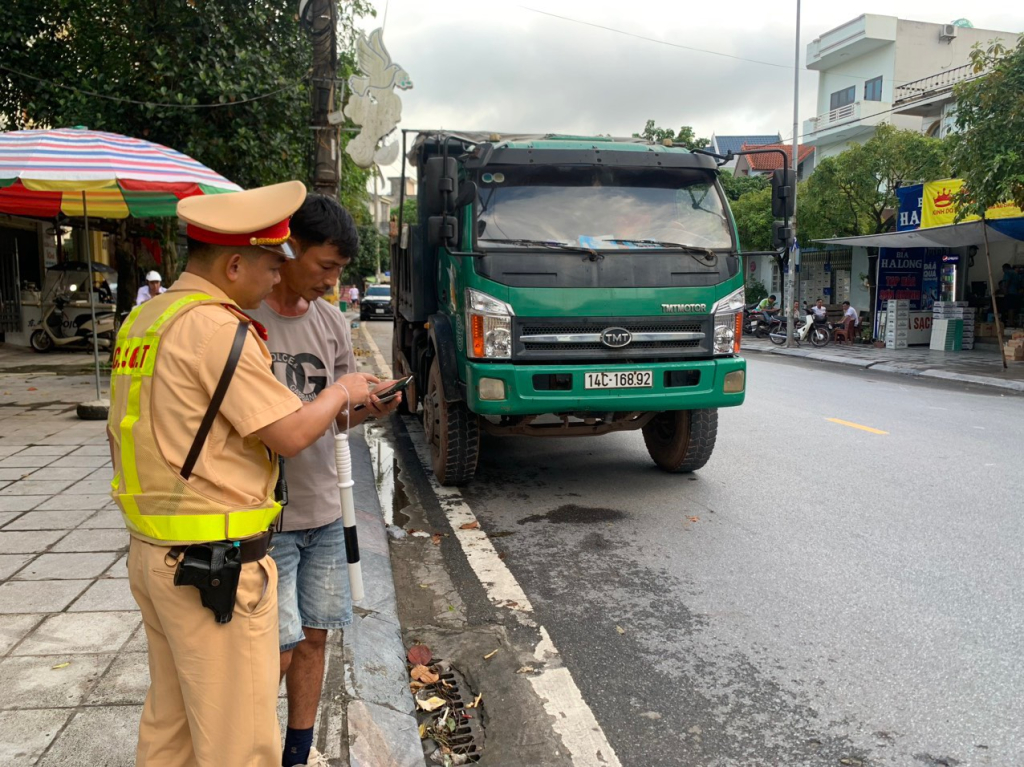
(360, 316), (1024, 767)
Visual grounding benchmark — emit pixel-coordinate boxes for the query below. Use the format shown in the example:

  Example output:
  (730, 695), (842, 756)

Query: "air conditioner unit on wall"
(940, 24), (958, 42)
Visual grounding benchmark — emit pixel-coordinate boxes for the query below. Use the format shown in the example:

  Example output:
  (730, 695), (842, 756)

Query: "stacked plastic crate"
(931, 301), (974, 351)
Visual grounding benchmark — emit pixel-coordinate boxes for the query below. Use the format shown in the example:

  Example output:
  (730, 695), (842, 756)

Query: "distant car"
(359, 285), (392, 321)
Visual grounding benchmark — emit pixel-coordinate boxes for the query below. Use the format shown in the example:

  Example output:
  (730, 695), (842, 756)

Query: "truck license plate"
(375, 308), (385, 314)
(584, 371), (653, 389)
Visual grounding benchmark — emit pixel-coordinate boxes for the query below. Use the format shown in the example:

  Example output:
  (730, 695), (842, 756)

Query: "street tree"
(1, 0), (375, 298)
(948, 36), (1024, 367)
(719, 170), (769, 202)
(633, 120), (710, 150)
(798, 124), (948, 241)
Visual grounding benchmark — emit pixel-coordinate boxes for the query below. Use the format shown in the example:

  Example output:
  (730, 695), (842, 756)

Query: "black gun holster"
(173, 542), (242, 624)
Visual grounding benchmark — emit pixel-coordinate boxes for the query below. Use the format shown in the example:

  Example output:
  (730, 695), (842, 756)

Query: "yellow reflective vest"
(108, 292), (281, 545)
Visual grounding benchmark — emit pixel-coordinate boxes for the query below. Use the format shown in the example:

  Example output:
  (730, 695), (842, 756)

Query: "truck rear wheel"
(423, 357), (479, 486)
(642, 409), (718, 473)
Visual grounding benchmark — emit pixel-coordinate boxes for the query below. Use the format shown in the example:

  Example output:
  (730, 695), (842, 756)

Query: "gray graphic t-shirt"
(249, 299), (356, 531)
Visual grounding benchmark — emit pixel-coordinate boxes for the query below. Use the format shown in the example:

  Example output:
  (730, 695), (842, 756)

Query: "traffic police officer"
(108, 180), (378, 766)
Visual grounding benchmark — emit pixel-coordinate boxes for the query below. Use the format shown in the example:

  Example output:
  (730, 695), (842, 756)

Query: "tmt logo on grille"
(600, 327), (632, 348)
(661, 303), (707, 313)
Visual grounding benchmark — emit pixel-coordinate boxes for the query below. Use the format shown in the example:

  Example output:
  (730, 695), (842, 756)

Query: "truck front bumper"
(464, 357), (746, 415)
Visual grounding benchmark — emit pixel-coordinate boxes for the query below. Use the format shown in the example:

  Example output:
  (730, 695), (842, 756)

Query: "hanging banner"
(921, 179), (1024, 228)
(896, 184), (923, 231)
(877, 248), (925, 310)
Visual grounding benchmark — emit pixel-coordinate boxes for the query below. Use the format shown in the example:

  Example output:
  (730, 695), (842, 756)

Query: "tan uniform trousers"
(128, 537), (280, 767)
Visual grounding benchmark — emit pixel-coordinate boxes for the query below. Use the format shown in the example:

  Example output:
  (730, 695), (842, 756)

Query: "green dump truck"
(390, 131), (789, 485)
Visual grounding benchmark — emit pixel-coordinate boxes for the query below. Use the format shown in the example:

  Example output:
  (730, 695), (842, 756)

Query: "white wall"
(815, 43), (896, 117)
(849, 248), (872, 312)
(893, 21), (1015, 87)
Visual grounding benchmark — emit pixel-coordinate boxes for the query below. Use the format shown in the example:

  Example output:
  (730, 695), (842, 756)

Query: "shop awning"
(812, 218), (1024, 249)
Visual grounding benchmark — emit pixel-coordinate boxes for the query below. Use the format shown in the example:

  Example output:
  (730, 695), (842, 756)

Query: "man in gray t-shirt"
(250, 194), (401, 767)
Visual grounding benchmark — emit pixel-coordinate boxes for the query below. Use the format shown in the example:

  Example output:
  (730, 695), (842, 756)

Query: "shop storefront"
(814, 179), (1024, 347)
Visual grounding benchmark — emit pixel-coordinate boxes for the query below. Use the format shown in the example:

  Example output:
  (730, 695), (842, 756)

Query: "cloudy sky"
(354, 0), (1023, 164)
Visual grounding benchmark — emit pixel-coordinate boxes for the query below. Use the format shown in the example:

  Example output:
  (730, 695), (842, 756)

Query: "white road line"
(358, 322), (621, 766)
(357, 321), (392, 378)
(404, 419), (621, 767)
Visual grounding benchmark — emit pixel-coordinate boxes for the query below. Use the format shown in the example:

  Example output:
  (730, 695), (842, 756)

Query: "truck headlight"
(710, 287), (744, 355)
(466, 288), (514, 359)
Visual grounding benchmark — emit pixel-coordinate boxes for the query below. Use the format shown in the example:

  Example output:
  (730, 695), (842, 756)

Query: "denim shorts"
(270, 517), (352, 651)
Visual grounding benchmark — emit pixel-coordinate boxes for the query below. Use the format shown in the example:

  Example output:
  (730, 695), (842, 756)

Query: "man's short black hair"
(290, 194), (359, 259)
(842, 301), (850, 306)
(185, 237), (265, 263)
(1003, 263), (1012, 270)
(768, 294), (777, 300)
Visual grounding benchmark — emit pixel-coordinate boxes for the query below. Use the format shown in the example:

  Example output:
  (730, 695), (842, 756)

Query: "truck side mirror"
(427, 215), (459, 248)
(421, 157), (459, 217)
(771, 221), (792, 249)
(771, 168), (795, 219)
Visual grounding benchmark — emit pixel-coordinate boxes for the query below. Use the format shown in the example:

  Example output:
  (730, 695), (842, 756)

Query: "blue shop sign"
(896, 184), (923, 231)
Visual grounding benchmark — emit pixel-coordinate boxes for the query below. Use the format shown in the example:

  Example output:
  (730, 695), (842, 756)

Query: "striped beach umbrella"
(0, 127), (242, 406)
(0, 127), (241, 218)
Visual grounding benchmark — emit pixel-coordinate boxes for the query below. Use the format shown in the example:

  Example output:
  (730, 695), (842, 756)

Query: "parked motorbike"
(768, 313), (831, 347)
(30, 286), (117, 353)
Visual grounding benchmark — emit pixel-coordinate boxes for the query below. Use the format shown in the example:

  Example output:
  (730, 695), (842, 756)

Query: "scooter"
(30, 286), (117, 353)
(768, 313), (831, 347)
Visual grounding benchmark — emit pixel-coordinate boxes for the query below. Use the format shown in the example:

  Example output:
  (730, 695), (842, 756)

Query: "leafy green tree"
(347, 223), (384, 284)
(948, 36), (1024, 367)
(391, 197), (418, 225)
(950, 37), (1024, 213)
(0, 0), (373, 198)
(798, 124), (948, 241)
(744, 277), (768, 306)
(633, 120), (710, 150)
(730, 186), (774, 252)
(719, 170), (769, 202)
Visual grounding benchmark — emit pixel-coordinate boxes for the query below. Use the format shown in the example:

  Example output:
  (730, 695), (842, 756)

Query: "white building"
(803, 15), (1014, 161)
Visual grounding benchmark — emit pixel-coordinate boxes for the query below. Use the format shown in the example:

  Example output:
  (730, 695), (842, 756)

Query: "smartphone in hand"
(353, 375), (413, 411)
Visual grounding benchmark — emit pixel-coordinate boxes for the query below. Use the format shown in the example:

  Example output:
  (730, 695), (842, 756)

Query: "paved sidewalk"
(743, 338), (1024, 393)
(0, 342), (420, 765)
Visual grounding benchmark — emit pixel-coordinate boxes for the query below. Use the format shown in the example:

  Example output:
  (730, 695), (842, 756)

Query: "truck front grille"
(513, 316), (711, 361)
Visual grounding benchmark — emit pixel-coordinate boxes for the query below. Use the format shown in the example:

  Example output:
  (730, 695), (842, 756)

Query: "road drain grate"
(413, 659), (485, 765)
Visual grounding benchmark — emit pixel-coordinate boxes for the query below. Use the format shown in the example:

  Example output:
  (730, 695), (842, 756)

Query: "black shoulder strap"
(181, 320), (249, 480)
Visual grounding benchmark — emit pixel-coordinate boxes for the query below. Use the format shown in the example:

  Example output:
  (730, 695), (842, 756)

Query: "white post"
(334, 432), (365, 601)
(786, 0), (801, 347)
(373, 171), (382, 282)
(82, 193), (102, 400)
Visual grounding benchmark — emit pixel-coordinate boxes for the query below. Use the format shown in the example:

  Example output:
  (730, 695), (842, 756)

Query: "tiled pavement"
(1, 340), (422, 766)
(0, 389), (143, 765)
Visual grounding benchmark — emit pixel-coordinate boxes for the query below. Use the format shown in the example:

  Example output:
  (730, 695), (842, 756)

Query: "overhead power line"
(519, 5), (792, 70)
(0, 64), (300, 109)
(518, 5), (938, 86)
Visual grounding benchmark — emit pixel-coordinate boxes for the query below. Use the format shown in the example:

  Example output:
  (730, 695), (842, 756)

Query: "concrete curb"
(344, 427), (425, 767)
(744, 344), (1024, 392)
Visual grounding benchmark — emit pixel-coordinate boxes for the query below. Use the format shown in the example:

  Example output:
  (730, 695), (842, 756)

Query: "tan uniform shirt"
(149, 273), (302, 509)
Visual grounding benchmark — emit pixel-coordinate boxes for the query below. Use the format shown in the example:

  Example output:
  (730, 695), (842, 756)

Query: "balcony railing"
(805, 102), (861, 134)
(894, 64), (986, 104)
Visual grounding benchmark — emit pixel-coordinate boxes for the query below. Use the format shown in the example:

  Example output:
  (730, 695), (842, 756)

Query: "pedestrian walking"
(108, 180), (378, 766)
(134, 270), (166, 305)
(250, 194), (402, 767)
(349, 283), (360, 307)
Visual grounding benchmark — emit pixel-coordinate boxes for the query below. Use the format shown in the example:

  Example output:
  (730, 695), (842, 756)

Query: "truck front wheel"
(423, 358), (479, 486)
(642, 409), (718, 473)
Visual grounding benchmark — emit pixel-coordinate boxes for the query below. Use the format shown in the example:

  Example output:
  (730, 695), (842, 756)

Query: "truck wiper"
(601, 239), (719, 266)
(478, 238), (601, 259)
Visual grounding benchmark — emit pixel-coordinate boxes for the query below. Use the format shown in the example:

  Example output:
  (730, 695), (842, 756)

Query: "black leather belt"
(170, 530), (272, 564)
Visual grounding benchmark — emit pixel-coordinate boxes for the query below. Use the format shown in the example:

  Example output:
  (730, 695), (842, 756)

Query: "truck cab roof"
(410, 131), (718, 170)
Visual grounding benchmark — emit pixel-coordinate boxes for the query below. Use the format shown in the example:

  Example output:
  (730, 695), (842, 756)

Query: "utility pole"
(786, 0), (802, 347)
(307, 0), (339, 199)
(373, 170), (382, 281)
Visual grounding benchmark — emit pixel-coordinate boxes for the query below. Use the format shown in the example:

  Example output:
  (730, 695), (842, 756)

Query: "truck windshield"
(476, 166), (732, 250)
